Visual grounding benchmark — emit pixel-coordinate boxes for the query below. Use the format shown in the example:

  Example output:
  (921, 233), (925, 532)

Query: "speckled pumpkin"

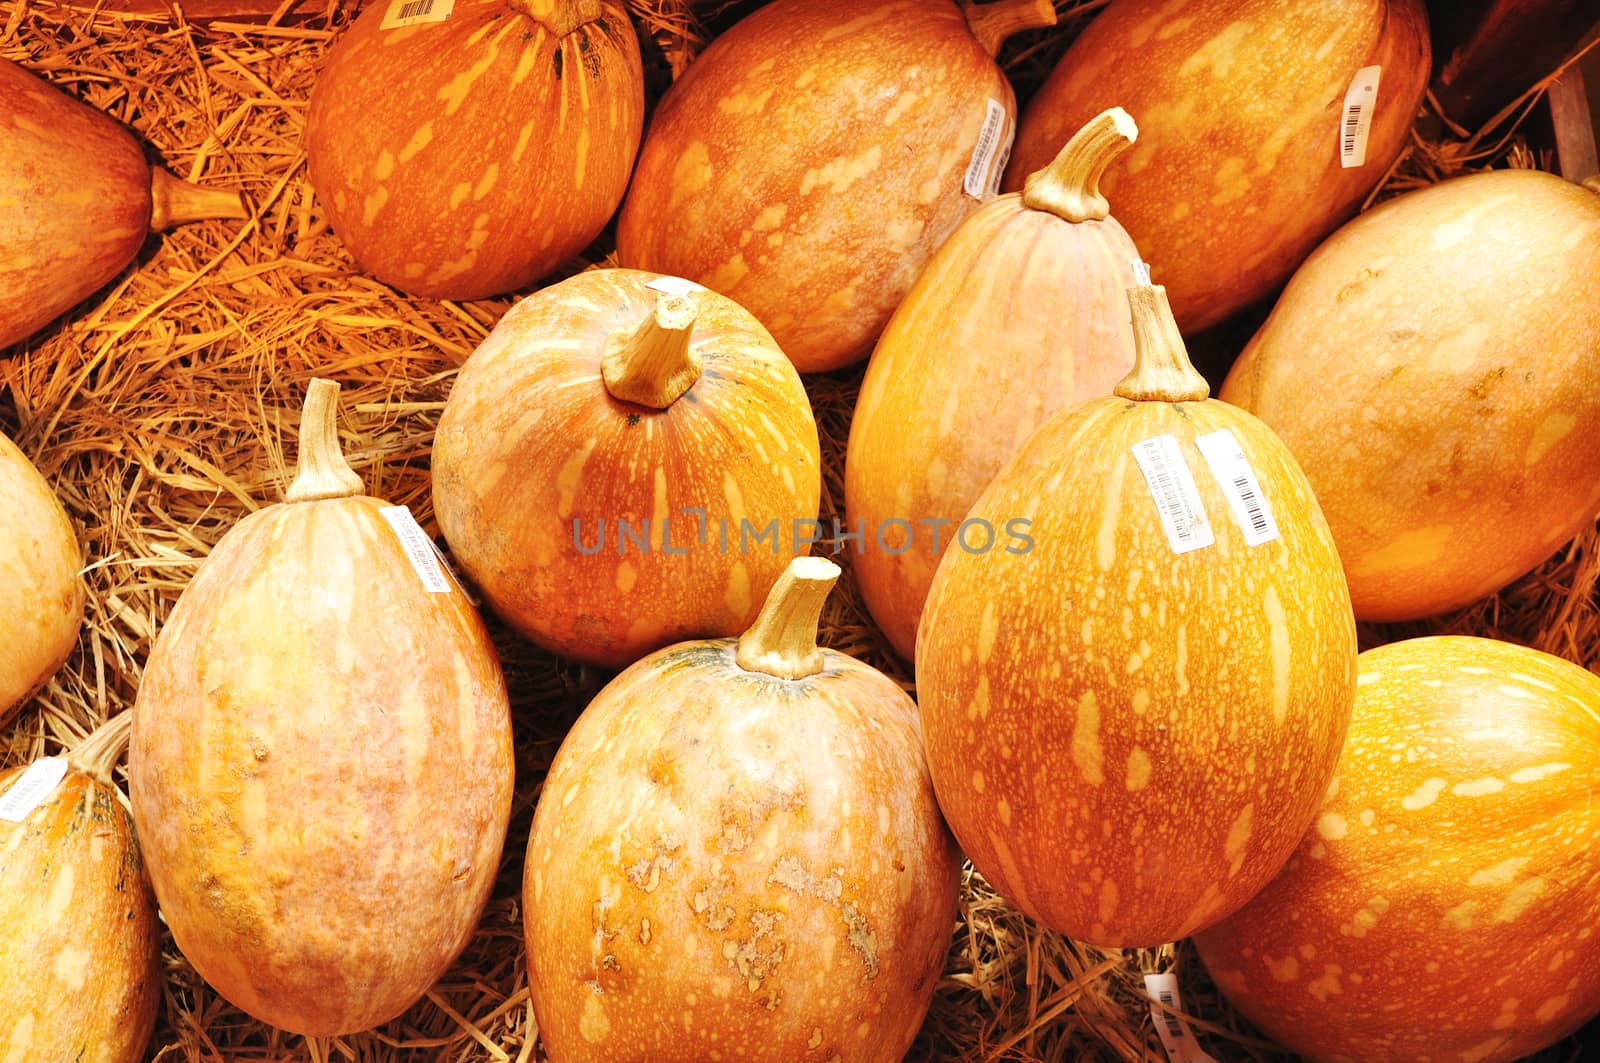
(615, 0), (1057, 373)
(0, 713), (161, 1063)
(432, 268), (821, 670)
(846, 108), (1142, 661)
(916, 285), (1357, 947)
(1196, 636), (1600, 1063)
(306, 0), (644, 300)
(1006, 0), (1429, 332)
(523, 557), (961, 1062)
(1221, 169), (1600, 622)
(129, 380), (514, 1037)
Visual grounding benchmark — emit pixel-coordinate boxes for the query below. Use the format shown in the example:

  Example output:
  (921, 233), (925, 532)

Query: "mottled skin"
(524, 641), (961, 1062)
(1223, 170), (1600, 622)
(1196, 637), (1600, 1063)
(0, 430), (84, 725)
(306, 0), (643, 300)
(432, 269), (821, 669)
(0, 768), (161, 1063)
(917, 395), (1356, 946)
(0, 58), (151, 349)
(845, 190), (1140, 661)
(1007, 0), (1429, 332)
(129, 496), (514, 1036)
(616, 0), (1026, 373)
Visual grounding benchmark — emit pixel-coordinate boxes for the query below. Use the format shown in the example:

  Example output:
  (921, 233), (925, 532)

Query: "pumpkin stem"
(602, 293), (702, 410)
(1022, 108), (1138, 223)
(505, 0), (602, 37)
(148, 166), (247, 232)
(1115, 285), (1211, 403)
(960, 0), (1057, 57)
(285, 378), (365, 503)
(735, 556), (841, 681)
(1583, 175), (1600, 196)
(66, 712), (133, 785)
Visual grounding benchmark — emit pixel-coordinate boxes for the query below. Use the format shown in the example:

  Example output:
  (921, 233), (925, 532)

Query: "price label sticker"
(963, 97), (1012, 199)
(0, 757), (70, 823)
(1340, 65), (1382, 168)
(381, 0), (455, 29)
(1131, 434), (1214, 554)
(645, 276), (706, 297)
(1195, 429), (1280, 547)
(1144, 973), (1220, 1063)
(379, 506), (453, 593)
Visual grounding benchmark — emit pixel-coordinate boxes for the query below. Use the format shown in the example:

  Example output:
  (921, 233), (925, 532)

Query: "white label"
(1133, 258), (1153, 286)
(1131, 435), (1214, 554)
(0, 758), (70, 822)
(381, 0), (455, 29)
(963, 98), (1011, 199)
(1144, 973), (1220, 1063)
(987, 106), (1014, 196)
(645, 275), (706, 297)
(1339, 65), (1382, 168)
(379, 506), (452, 593)
(1195, 429), (1281, 547)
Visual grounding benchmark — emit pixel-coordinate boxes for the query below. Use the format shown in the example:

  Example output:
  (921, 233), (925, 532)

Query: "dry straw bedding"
(0, 0), (1595, 1059)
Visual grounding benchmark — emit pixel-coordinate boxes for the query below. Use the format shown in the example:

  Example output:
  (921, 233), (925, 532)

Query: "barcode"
(381, 0), (454, 28)
(1194, 429), (1279, 547)
(1157, 990), (1184, 1037)
(1339, 66), (1381, 167)
(379, 506), (452, 593)
(963, 99), (1008, 199)
(1342, 105), (1363, 153)
(397, 0), (430, 18)
(1232, 476), (1269, 533)
(1132, 435), (1214, 554)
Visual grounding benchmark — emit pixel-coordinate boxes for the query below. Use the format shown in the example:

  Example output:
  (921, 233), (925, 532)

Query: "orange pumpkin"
(306, 0), (644, 300)
(615, 0), (1057, 373)
(1196, 636), (1600, 1063)
(1, 57), (245, 349)
(129, 380), (514, 1036)
(523, 556), (961, 1062)
(432, 268), (821, 670)
(1221, 169), (1600, 621)
(1006, 0), (1429, 332)
(846, 108), (1142, 661)
(916, 284), (1356, 947)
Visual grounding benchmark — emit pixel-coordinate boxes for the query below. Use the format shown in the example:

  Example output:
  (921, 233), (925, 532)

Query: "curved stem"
(1022, 108), (1138, 223)
(148, 166), (247, 232)
(505, 0), (602, 37)
(285, 379), (364, 503)
(65, 712), (133, 786)
(1114, 286), (1210, 403)
(602, 293), (702, 409)
(735, 556), (841, 680)
(960, 0), (1057, 57)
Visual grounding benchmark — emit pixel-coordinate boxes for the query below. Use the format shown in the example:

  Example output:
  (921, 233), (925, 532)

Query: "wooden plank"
(1549, 64), (1600, 181)
(1430, 0), (1600, 129)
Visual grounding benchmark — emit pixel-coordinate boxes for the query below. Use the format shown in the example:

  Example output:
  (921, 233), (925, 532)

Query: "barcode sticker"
(963, 98), (1011, 200)
(1131, 434), (1214, 554)
(987, 106), (1014, 196)
(380, 0), (455, 30)
(1143, 973), (1220, 1063)
(645, 276), (706, 297)
(379, 506), (452, 593)
(1195, 429), (1280, 547)
(0, 758), (70, 823)
(1339, 65), (1381, 168)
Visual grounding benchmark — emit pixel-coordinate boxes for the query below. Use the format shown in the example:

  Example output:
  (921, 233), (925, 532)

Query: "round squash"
(0, 713), (161, 1062)
(615, 0), (1057, 373)
(523, 556), (961, 1062)
(0, 428), (85, 726)
(432, 268), (821, 670)
(915, 284), (1357, 946)
(1, 57), (246, 350)
(129, 380), (514, 1037)
(306, 0), (644, 300)
(1220, 169), (1600, 621)
(1195, 635), (1600, 1063)
(1005, 0), (1429, 333)
(846, 107), (1142, 661)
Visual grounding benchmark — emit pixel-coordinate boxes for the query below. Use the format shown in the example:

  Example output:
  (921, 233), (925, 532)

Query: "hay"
(0, 1), (1594, 1060)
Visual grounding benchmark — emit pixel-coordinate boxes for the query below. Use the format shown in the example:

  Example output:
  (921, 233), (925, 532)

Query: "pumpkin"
(432, 268), (821, 670)
(1, 57), (246, 350)
(0, 428), (85, 726)
(129, 379), (514, 1037)
(523, 555), (961, 1062)
(0, 713), (161, 1062)
(915, 283), (1357, 947)
(1005, 0), (1429, 333)
(1220, 169), (1600, 622)
(1195, 635), (1600, 1063)
(846, 107), (1142, 661)
(614, 0), (1057, 373)
(305, 0), (644, 301)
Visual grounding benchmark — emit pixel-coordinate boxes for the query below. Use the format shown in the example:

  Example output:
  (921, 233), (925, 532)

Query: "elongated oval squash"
(1221, 169), (1600, 621)
(432, 268), (821, 670)
(846, 108), (1142, 661)
(615, 0), (1057, 373)
(306, 0), (644, 300)
(1006, 0), (1429, 332)
(916, 284), (1356, 946)
(1195, 636), (1600, 1063)
(524, 556), (961, 1062)
(129, 380), (514, 1037)
(0, 713), (161, 1062)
